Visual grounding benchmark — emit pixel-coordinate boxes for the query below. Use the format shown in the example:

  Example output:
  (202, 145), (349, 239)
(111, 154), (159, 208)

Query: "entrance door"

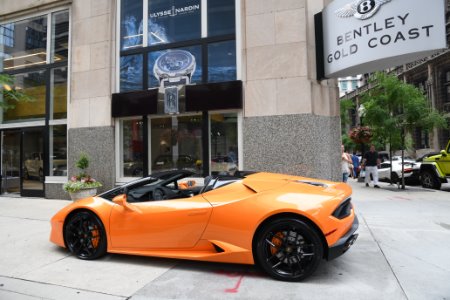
(21, 128), (45, 197)
(1, 131), (21, 194)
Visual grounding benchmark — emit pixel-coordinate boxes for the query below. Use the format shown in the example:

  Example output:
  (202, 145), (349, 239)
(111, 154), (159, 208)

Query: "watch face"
(155, 50), (195, 74)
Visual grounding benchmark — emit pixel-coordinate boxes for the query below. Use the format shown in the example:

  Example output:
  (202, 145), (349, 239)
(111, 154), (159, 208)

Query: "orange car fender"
(49, 197), (114, 248)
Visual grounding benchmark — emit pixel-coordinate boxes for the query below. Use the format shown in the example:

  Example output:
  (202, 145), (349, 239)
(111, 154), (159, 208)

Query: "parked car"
(378, 161), (416, 183)
(50, 170), (358, 282)
(420, 139), (450, 189)
(153, 154), (198, 172)
(211, 155), (237, 174)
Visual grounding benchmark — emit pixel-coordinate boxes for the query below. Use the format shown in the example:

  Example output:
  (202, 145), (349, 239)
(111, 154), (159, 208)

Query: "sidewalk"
(0, 182), (449, 299)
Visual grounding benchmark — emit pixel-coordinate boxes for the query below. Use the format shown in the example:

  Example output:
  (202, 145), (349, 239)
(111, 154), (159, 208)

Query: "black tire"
(64, 211), (107, 260)
(421, 171), (441, 190)
(254, 218), (323, 281)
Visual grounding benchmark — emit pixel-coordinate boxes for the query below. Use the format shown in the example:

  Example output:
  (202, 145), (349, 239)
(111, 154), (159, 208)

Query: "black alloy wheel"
(64, 211), (107, 260)
(255, 218), (323, 281)
(421, 171), (441, 190)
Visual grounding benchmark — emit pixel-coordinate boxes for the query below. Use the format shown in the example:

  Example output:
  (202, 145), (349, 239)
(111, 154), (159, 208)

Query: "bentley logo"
(335, 0), (392, 20)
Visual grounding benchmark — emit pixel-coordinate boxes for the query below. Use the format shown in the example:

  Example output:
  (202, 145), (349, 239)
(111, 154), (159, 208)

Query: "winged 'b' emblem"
(335, 0), (392, 20)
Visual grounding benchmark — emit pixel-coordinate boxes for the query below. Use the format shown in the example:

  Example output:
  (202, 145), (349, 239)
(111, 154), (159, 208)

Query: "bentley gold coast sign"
(317, 0), (446, 79)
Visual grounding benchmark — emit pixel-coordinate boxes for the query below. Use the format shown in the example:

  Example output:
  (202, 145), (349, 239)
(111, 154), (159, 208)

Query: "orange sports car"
(50, 170), (358, 281)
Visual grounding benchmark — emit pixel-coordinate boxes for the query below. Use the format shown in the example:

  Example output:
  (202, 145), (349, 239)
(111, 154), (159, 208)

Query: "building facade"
(341, 0), (450, 156)
(0, 0), (340, 199)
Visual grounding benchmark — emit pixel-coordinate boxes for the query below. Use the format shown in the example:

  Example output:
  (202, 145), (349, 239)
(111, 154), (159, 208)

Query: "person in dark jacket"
(362, 144), (381, 188)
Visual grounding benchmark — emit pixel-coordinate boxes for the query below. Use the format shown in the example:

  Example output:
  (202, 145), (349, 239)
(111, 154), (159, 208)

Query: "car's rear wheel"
(421, 171), (441, 190)
(255, 218), (323, 281)
(64, 211), (107, 260)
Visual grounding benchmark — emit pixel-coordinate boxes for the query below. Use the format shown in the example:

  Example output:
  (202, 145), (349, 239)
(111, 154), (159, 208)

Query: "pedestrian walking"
(362, 144), (381, 188)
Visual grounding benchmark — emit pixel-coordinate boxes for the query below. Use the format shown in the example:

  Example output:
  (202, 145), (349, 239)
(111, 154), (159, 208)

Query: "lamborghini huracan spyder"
(50, 170), (358, 281)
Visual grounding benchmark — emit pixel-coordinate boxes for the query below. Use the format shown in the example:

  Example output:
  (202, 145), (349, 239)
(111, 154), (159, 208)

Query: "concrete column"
(242, 0), (341, 181)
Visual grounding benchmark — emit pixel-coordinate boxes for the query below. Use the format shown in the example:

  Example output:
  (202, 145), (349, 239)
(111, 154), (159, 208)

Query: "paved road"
(0, 180), (449, 300)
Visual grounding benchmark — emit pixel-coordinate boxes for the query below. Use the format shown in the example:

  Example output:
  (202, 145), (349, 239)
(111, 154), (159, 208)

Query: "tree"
(360, 72), (447, 188)
(0, 73), (32, 110)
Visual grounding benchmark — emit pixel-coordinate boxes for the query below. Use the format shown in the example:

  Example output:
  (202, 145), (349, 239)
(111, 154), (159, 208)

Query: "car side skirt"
(108, 239), (254, 265)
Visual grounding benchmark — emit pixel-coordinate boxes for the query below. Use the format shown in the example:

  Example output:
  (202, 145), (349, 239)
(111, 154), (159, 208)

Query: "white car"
(378, 161), (416, 183)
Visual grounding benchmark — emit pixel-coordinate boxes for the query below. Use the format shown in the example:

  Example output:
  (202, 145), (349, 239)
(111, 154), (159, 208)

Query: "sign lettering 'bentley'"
(320, 0), (446, 78)
(335, 0), (392, 20)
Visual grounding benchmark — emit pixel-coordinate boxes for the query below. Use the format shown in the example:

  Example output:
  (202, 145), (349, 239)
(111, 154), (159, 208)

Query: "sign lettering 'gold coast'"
(321, 0), (446, 78)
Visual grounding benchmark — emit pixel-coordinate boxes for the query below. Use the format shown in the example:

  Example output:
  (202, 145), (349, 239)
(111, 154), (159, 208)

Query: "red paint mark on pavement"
(215, 270), (263, 293)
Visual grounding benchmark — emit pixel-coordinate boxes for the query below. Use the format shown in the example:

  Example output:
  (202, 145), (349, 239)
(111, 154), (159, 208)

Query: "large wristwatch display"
(153, 50), (196, 87)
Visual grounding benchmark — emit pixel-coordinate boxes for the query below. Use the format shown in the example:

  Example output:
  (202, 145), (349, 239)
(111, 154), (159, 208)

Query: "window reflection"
(120, 0), (143, 50)
(122, 119), (144, 177)
(2, 70), (46, 123)
(148, 0), (201, 45)
(51, 11), (69, 62)
(120, 54), (143, 92)
(50, 67), (68, 120)
(208, 41), (236, 82)
(50, 125), (67, 176)
(210, 113), (238, 175)
(208, 0), (235, 36)
(0, 16), (47, 72)
(151, 115), (202, 174)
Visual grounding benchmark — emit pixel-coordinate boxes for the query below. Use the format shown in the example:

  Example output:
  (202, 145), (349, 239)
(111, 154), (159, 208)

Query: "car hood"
(242, 172), (339, 193)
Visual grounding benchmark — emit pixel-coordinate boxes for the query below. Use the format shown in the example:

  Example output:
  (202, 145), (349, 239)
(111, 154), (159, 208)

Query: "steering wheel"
(153, 188), (166, 200)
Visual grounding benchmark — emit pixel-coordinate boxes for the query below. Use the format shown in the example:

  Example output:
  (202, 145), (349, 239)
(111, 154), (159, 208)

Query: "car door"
(378, 162), (390, 179)
(440, 140), (450, 176)
(109, 195), (212, 249)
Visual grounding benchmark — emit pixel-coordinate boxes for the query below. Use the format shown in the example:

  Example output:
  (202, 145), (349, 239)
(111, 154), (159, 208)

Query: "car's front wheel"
(255, 218), (323, 281)
(64, 211), (107, 260)
(421, 171), (441, 190)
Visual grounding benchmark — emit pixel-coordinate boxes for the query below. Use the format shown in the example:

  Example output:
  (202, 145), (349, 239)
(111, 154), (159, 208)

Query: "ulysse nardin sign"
(318, 0), (446, 79)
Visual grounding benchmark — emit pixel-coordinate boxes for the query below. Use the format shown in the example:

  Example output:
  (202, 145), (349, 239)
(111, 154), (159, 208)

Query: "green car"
(420, 139), (450, 189)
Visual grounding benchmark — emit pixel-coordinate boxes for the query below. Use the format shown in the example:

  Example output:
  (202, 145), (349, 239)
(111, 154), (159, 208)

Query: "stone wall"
(243, 114), (341, 181)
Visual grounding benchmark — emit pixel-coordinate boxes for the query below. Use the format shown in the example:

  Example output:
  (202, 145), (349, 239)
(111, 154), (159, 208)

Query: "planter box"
(69, 188), (98, 201)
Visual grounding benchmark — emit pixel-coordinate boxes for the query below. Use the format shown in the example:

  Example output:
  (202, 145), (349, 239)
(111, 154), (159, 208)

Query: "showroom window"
(117, 1), (240, 179)
(210, 113), (238, 175)
(118, 0), (237, 92)
(148, 0), (201, 45)
(151, 115), (203, 175)
(119, 118), (144, 177)
(0, 10), (69, 181)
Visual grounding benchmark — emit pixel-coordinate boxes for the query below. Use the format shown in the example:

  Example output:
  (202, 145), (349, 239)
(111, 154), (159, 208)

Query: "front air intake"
(332, 198), (352, 219)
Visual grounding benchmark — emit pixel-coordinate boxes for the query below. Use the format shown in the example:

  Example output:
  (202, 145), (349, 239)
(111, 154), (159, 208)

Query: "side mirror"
(441, 150), (447, 157)
(112, 194), (127, 206)
(112, 193), (140, 213)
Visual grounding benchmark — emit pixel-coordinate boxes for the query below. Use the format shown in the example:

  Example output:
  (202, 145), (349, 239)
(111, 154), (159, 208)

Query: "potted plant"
(63, 153), (102, 201)
(349, 126), (373, 144)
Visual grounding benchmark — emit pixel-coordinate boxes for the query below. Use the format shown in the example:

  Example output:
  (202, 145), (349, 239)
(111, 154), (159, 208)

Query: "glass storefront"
(151, 115), (202, 174)
(210, 113), (238, 175)
(148, 0), (201, 45)
(119, 0), (237, 92)
(0, 10), (69, 196)
(118, 112), (239, 179)
(117, 0), (240, 180)
(0, 15), (47, 72)
(120, 0), (143, 50)
(121, 118), (144, 177)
